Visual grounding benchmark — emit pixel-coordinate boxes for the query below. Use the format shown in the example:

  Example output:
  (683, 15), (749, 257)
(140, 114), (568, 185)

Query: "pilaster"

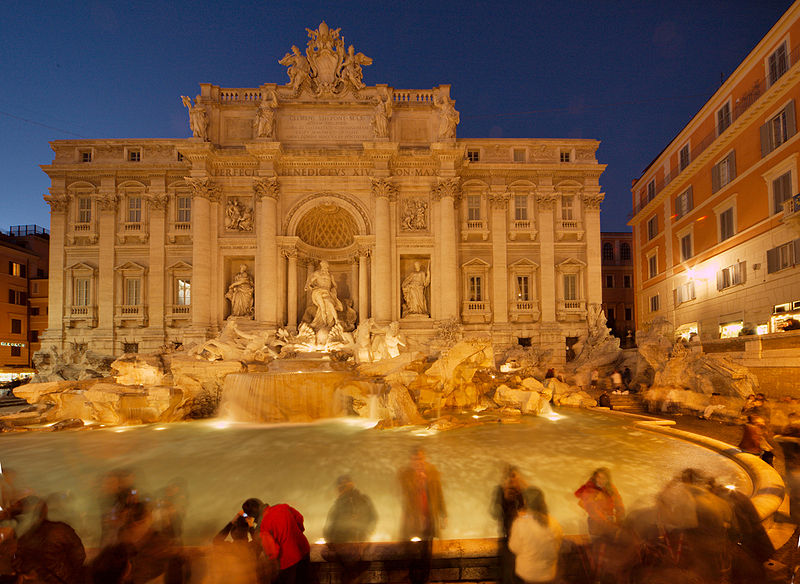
(489, 189), (510, 324)
(96, 178), (118, 349)
(185, 176), (220, 338)
(582, 188), (604, 306)
(432, 178), (461, 319)
(371, 178), (395, 323)
(537, 181), (557, 323)
(254, 177), (279, 326)
(42, 188), (68, 347)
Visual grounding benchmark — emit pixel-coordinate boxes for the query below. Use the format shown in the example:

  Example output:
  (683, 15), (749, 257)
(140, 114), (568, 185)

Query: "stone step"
(0, 395), (28, 408)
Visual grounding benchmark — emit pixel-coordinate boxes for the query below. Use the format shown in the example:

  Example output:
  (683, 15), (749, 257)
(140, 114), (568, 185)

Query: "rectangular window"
(8, 262), (24, 277)
(80, 150), (92, 163)
(675, 187), (693, 219)
(602, 243), (614, 261)
(647, 215), (658, 240)
(761, 102), (795, 157)
(125, 278), (141, 306)
(768, 41), (789, 86)
(516, 276), (530, 301)
(78, 197), (92, 223)
(10, 346), (21, 357)
(7, 290), (25, 305)
(467, 195), (481, 221)
(605, 275), (614, 288)
(177, 152), (184, 162)
(560, 150), (571, 163)
(123, 342), (139, 354)
(467, 149), (480, 162)
(128, 197), (142, 223)
(30, 307), (39, 316)
(620, 243), (631, 261)
(650, 295), (660, 312)
(679, 144), (690, 171)
(773, 171), (793, 214)
(717, 103), (731, 135)
(607, 307), (615, 322)
(623, 274), (632, 288)
(675, 281), (696, 305)
(646, 180), (656, 203)
(680, 233), (693, 261)
(177, 196), (192, 223)
(128, 149), (141, 162)
(177, 278), (191, 305)
(561, 196), (574, 220)
(625, 307), (633, 321)
(11, 319), (21, 334)
(648, 254), (658, 279)
(75, 278), (90, 306)
(468, 276), (483, 301)
(30, 330), (38, 343)
(767, 239), (800, 273)
(514, 195), (528, 221)
(717, 262), (746, 290)
(712, 151), (736, 193)
(563, 274), (577, 301)
(719, 207), (735, 241)
(513, 149), (526, 162)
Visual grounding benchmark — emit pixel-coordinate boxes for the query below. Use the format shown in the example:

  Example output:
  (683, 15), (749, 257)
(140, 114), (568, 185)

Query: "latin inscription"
(278, 112), (373, 142)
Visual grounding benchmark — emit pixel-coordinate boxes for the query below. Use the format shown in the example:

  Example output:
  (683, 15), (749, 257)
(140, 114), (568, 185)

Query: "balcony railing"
(465, 219), (485, 230)
(558, 300), (586, 312)
(464, 300), (488, 312)
(514, 300), (536, 311)
(513, 219), (532, 230)
(124, 222), (142, 232)
(73, 223), (91, 232)
(392, 90), (435, 103)
(173, 222), (191, 231)
(631, 42), (800, 218)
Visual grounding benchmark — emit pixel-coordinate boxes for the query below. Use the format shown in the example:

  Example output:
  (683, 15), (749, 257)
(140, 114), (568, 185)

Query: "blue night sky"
(0, 0), (793, 232)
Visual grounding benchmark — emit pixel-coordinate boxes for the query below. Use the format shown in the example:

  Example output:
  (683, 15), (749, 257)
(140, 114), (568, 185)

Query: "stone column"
(96, 188), (118, 351)
(349, 257), (358, 311)
(489, 190), (510, 324)
(42, 192), (69, 345)
(254, 177), (279, 326)
(582, 189), (604, 307)
(185, 177), (219, 337)
(285, 248), (298, 330)
(537, 186), (557, 323)
(147, 190), (168, 340)
(358, 247), (369, 321)
(372, 179), (395, 323)
(434, 178), (461, 319)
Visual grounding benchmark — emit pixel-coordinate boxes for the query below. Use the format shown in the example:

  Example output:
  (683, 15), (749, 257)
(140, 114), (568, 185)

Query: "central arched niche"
(295, 203), (359, 249)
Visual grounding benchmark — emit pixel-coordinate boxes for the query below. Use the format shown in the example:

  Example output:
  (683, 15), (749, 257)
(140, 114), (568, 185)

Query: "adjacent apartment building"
(630, 2), (800, 340)
(600, 232), (635, 344)
(0, 225), (49, 381)
(40, 22), (605, 362)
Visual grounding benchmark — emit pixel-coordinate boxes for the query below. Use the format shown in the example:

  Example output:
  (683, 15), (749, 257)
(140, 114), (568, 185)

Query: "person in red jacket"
(259, 503), (310, 584)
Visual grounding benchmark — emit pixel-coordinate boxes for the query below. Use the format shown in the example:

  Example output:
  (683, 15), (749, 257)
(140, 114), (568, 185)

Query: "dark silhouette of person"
(491, 465), (527, 584)
(323, 475), (377, 583)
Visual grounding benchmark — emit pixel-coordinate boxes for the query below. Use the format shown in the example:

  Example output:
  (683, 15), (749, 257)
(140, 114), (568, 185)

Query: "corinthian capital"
(98, 192), (119, 211)
(488, 192), (510, 210)
(431, 178), (461, 202)
(371, 178), (397, 201)
(253, 177), (280, 201)
(149, 193), (169, 210)
(581, 192), (605, 209)
(184, 177), (221, 202)
(43, 194), (70, 212)
(536, 193), (558, 210)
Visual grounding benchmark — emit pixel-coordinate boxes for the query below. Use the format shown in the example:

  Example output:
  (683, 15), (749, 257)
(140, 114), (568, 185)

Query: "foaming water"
(0, 410), (749, 546)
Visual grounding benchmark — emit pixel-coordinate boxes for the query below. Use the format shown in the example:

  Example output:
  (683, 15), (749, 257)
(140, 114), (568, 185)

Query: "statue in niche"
(304, 260), (343, 332)
(401, 198), (428, 231)
(225, 264), (254, 317)
(225, 199), (253, 231)
(181, 96), (208, 141)
(254, 90), (278, 138)
(279, 46), (311, 93)
(341, 44), (373, 90)
(401, 261), (431, 316)
(372, 90), (392, 138)
(435, 92), (460, 140)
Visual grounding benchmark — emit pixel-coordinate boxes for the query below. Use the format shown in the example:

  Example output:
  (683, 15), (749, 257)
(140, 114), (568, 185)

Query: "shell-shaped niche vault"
(295, 204), (359, 249)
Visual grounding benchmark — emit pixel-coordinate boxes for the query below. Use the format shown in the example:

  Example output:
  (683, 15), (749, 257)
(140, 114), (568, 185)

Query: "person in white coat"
(508, 487), (563, 584)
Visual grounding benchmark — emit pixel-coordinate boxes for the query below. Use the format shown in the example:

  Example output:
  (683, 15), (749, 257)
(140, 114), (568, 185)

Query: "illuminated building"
(600, 231), (635, 344)
(630, 3), (800, 340)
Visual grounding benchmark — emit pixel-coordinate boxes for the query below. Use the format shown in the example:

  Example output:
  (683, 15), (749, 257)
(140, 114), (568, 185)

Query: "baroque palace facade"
(40, 23), (605, 359)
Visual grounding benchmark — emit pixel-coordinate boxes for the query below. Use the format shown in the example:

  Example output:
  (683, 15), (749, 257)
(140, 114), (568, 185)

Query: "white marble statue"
(304, 260), (343, 331)
(401, 261), (431, 316)
(372, 91), (392, 138)
(341, 45), (372, 90)
(435, 93), (460, 140)
(181, 96), (208, 141)
(254, 90), (278, 138)
(225, 264), (254, 317)
(279, 45), (311, 93)
(371, 321), (406, 360)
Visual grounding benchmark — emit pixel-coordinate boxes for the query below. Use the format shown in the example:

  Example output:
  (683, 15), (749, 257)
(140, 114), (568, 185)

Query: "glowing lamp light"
(472, 415), (480, 419)
(154, 427), (167, 431)
(410, 537), (421, 542)
(725, 484), (736, 491)
(315, 538), (326, 545)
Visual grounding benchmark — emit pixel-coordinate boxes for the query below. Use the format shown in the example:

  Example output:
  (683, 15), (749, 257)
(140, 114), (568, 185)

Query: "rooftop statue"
(279, 22), (372, 97)
(181, 95), (208, 141)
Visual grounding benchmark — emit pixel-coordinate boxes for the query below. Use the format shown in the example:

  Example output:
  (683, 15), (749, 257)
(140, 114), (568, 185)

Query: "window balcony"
(166, 304), (191, 327)
(65, 305), (97, 328)
(68, 222), (98, 244)
(117, 222), (148, 244)
(783, 194), (800, 236)
(555, 220), (584, 241)
(461, 299), (492, 323)
(509, 299), (540, 322)
(461, 219), (489, 241)
(168, 222), (192, 243)
(509, 219), (537, 241)
(114, 304), (147, 327)
(556, 299), (587, 321)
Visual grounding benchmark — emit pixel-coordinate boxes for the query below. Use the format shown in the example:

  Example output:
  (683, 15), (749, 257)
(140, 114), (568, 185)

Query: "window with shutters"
(10, 319), (21, 334)
(127, 197), (142, 223)
(675, 187), (693, 219)
(649, 294), (660, 312)
(717, 262), (746, 291)
(767, 239), (800, 273)
(466, 195), (481, 221)
(563, 273), (578, 301)
(176, 196), (191, 223)
(77, 197), (92, 224)
(772, 171), (793, 214)
(680, 233), (693, 261)
(717, 102), (732, 136)
(712, 151), (736, 193)
(124, 278), (141, 306)
(675, 280), (696, 305)
(468, 275), (483, 301)
(177, 278), (191, 306)
(761, 101), (796, 157)
(648, 254), (658, 279)
(646, 180), (656, 203)
(719, 207), (735, 241)
(679, 143), (690, 171)
(514, 195), (528, 221)
(515, 275), (530, 301)
(561, 196), (574, 221)
(767, 41), (789, 87)
(75, 278), (91, 306)
(647, 215), (658, 240)
(8, 262), (25, 277)
(467, 149), (480, 162)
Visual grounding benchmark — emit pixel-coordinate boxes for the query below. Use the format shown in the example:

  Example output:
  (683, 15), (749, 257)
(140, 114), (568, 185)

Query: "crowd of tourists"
(0, 440), (783, 584)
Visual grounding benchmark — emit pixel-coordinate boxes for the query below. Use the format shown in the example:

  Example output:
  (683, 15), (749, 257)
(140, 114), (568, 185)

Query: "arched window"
(620, 242), (631, 261)
(602, 242), (614, 261)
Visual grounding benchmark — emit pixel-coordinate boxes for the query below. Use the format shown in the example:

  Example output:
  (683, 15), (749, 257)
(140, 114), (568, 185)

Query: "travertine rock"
(112, 353), (169, 386)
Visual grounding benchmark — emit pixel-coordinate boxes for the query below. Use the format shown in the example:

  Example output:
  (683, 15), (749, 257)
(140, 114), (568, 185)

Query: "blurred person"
(211, 498), (269, 584)
(155, 478), (189, 544)
(700, 392), (725, 420)
(89, 543), (132, 584)
(597, 390), (612, 409)
(118, 500), (187, 584)
(575, 468), (625, 580)
(507, 486), (562, 584)
(738, 414), (774, 466)
(622, 367), (632, 390)
(323, 475), (377, 584)
(491, 465), (527, 584)
(12, 496), (86, 584)
(590, 369), (599, 390)
(259, 501), (310, 584)
(610, 370), (623, 392)
(398, 447), (447, 584)
(776, 416), (800, 521)
(99, 469), (138, 546)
